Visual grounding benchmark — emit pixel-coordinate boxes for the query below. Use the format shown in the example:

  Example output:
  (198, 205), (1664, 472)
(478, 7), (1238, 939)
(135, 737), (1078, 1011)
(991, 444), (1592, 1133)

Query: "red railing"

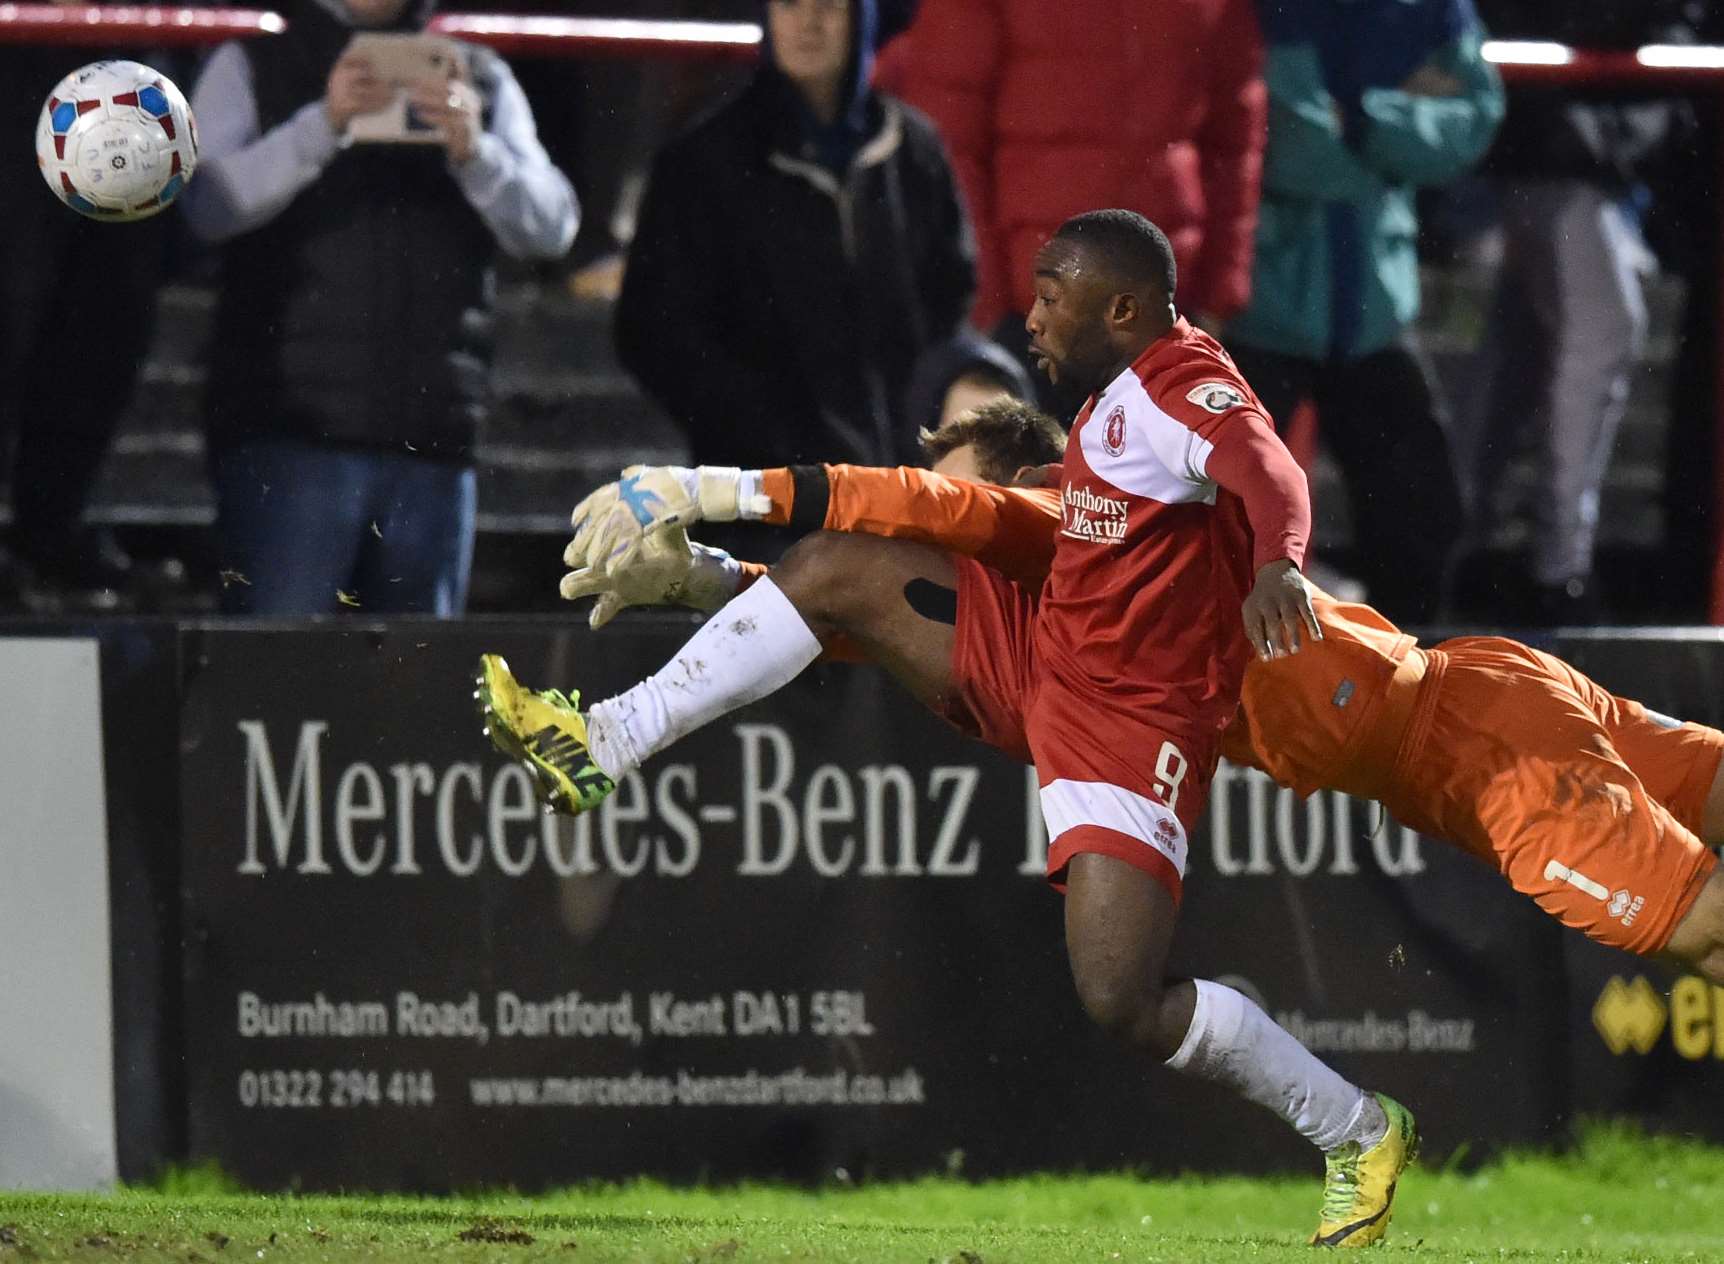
(6, 8), (1724, 619)
(0, 4), (761, 56)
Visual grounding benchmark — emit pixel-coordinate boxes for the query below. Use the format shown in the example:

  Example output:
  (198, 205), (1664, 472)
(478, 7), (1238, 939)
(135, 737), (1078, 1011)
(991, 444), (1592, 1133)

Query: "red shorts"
(939, 557), (1220, 903)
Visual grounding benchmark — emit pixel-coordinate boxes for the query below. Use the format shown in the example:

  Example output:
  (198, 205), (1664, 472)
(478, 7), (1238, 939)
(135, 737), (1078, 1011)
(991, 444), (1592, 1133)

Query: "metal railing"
(0, 5), (761, 56)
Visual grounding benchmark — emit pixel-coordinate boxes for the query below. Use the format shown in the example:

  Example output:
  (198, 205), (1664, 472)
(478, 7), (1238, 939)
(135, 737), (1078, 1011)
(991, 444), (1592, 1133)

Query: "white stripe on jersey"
(1079, 366), (1218, 505)
(1038, 777), (1189, 877)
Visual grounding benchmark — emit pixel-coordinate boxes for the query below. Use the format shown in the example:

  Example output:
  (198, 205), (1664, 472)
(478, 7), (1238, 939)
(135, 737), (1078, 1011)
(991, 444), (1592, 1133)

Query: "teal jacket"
(1226, 0), (1503, 361)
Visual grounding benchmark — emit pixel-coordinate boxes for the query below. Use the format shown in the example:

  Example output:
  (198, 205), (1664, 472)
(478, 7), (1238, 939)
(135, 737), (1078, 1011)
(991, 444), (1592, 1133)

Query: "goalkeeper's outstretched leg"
(477, 531), (961, 815)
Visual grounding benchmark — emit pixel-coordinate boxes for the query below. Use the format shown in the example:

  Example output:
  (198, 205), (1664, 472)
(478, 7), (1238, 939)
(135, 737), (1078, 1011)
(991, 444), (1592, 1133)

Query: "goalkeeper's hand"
(566, 465), (767, 577)
(559, 525), (741, 630)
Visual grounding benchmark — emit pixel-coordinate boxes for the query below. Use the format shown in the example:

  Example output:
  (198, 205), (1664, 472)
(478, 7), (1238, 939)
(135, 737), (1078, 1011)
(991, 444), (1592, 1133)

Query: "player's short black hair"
(1052, 209), (1177, 298)
(920, 398), (1068, 483)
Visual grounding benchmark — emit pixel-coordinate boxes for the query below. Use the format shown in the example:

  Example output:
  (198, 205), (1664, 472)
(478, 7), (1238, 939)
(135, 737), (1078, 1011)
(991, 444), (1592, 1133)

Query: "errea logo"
(1608, 889), (1645, 926)
(1593, 974), (1724, 1061)
(1592, 976), (1665, 1054)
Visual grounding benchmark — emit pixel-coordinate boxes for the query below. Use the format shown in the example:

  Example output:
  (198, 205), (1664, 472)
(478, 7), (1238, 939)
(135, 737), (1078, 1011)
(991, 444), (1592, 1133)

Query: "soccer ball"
(35, 60), (198, 221)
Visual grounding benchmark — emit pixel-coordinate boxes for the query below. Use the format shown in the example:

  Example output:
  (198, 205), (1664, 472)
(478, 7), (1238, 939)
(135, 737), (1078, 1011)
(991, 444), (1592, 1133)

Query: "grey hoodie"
(181, 0), (576, 260)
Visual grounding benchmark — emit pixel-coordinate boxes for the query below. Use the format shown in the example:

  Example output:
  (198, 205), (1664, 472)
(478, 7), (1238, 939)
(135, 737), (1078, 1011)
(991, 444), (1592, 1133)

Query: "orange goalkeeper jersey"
(1217, 596), (1426, 804)
(755, 464), (1061, 589)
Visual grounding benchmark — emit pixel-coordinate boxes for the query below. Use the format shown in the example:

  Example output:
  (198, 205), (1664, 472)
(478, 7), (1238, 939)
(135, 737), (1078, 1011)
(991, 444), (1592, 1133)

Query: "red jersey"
(1036, 320), (1300, 736)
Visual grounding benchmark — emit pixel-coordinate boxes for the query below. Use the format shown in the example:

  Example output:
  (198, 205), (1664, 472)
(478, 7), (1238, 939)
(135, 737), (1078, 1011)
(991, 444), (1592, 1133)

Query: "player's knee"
(774, 532), (875, 624)
(1684, 919), (1724, 988)
(1072, 970), (1181, 1059)
(1687, 944), (1724, 988)
(1665, 870), (1724, 984)
(1670, 922), (1724, 987)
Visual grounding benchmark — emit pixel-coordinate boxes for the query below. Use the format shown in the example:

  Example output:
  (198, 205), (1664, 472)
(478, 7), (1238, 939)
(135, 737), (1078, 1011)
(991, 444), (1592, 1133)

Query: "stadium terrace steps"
(0, 267), (1683, 573)
(54, 279), (691, 534)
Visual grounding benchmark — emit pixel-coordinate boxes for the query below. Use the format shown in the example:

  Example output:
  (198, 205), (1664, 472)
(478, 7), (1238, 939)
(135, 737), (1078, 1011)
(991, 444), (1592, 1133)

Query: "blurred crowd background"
(1, 0), (1720, 627)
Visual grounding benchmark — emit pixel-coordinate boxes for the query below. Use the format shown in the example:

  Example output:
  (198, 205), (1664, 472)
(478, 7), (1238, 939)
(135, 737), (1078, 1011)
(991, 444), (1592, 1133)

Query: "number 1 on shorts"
(1544, 859), (1609, 900)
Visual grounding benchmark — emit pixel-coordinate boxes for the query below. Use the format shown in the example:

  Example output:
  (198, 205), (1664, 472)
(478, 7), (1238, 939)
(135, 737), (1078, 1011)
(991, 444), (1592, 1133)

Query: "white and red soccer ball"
(36, 60), (198, 222)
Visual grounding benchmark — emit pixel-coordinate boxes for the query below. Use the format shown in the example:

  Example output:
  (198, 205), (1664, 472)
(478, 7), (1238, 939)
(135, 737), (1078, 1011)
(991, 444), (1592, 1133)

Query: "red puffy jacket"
(876, 0), (1265, 330)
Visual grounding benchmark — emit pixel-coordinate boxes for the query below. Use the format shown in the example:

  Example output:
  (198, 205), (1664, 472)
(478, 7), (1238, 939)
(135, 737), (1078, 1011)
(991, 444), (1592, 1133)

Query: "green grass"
(2, 1124), (1721, 1262)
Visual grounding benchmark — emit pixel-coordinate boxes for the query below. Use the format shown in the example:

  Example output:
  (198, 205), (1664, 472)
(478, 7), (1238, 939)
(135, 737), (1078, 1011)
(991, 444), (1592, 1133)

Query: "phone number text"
(236, 1068), (436, 1109)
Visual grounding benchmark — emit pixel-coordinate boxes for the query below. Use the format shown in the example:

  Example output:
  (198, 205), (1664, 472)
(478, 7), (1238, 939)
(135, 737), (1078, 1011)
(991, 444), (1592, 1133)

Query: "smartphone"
(342, 33), (470, 144)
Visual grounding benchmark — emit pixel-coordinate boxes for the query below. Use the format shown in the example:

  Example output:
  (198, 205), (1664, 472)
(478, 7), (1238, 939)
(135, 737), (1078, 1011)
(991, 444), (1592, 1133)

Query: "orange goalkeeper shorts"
(1390, 636), (1719, 955)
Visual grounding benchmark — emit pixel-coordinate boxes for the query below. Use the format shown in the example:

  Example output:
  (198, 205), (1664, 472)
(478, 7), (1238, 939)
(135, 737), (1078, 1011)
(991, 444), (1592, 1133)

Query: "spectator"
(875, 0), (1266, 408)
(1222, 0), (1503, 624)
(528, 0), (917, 304)
(181, 0), (577, 616)
(1658, 5), (1724, 623)
(615, 0), (975, 472)
(1464, 0), (1697, 625)
(904, 329), (1036, 433)
(0, 13), (180, 612)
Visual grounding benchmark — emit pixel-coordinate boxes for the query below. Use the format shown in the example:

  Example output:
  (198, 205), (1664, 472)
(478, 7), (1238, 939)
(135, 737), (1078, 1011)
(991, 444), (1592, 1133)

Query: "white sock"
(585, 577), (823, 780)
(1164, 979), (1386, 1153)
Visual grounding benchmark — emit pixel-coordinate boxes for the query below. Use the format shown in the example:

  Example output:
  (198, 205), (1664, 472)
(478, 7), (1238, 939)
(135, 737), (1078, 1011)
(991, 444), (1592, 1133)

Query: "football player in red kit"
(477, 212), (1417, 1247)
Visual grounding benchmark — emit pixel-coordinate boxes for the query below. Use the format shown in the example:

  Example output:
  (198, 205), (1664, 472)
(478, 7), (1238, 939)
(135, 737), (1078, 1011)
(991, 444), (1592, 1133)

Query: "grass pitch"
(1, 1125), (1719, 1262)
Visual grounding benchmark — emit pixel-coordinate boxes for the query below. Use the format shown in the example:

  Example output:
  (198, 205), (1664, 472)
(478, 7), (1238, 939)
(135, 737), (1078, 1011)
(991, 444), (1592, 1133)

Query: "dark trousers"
(0, 156), (164, 563)
(1227, 339), (1463, 624)
(211, 438), (476, 616)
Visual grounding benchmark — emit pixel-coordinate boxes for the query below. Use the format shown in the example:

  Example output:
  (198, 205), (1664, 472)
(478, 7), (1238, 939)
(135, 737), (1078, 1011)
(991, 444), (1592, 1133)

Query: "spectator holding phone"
(182, 0), (577, 616)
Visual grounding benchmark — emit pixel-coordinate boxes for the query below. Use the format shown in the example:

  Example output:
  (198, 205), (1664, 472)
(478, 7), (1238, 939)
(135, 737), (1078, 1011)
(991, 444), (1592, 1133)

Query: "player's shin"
(585, 577), (823, 780)
(1164, 981), (1418, 1246)
(1164, 980), (1384, 1152)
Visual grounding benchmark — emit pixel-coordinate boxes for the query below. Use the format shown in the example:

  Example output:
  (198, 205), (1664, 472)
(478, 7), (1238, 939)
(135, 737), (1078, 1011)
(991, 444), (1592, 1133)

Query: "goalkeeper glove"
(566, 465), (770, 577)
(559, 525), (741, 630)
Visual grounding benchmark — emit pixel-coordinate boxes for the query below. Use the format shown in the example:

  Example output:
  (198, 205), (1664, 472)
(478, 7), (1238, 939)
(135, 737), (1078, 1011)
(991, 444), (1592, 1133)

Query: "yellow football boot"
(1311, 1093), (1419, 1248)
(474, 654), (615, 815)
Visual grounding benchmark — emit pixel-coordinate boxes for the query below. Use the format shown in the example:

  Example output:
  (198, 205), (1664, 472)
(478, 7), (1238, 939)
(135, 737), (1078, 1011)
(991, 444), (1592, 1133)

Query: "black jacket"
(1478, 0), (1699, 188)
(615, 72), (975, 469)
(204, 0), (500, 461)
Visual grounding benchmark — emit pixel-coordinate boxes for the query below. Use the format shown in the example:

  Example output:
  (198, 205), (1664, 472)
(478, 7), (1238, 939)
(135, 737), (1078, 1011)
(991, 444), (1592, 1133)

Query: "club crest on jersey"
(1186, 382), (1248, 414)
(1102, 405), (1127, 456)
